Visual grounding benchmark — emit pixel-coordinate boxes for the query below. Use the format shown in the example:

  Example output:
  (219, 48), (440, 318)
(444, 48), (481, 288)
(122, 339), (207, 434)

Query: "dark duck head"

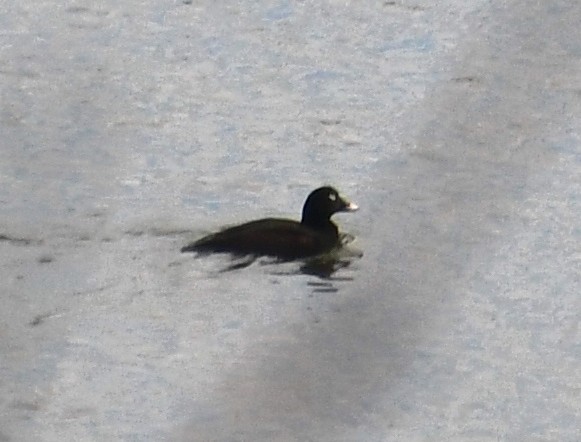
(301, 186), (358, 231)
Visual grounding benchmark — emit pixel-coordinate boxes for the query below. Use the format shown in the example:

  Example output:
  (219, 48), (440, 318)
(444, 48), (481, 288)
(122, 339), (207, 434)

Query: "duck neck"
(301, 214), (337, 234)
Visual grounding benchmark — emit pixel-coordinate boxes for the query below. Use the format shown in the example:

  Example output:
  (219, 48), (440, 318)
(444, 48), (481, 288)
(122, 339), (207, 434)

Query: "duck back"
(181, 218), (339, 259)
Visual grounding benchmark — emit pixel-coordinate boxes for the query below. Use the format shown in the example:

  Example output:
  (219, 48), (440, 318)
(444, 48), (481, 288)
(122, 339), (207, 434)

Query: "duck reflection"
(217, 232), (362, 283)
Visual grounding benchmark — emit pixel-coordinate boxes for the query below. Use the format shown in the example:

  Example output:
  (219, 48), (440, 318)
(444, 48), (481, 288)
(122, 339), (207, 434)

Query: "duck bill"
(341, 200), (359, 212)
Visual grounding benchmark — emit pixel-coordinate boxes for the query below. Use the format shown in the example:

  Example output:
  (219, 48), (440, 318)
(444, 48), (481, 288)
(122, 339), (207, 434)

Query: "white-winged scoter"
(181, 186), (358, 260)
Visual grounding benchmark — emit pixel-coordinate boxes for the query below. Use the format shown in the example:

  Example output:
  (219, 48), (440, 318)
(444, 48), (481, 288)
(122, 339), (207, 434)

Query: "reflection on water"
(226, 249), (362, 296)
(183, 230), (363, 293)
(299, 233), (363, 279)
(216, 252), (361, 280)
(299, 255), (354, 279)
(213, 237), (362, 272)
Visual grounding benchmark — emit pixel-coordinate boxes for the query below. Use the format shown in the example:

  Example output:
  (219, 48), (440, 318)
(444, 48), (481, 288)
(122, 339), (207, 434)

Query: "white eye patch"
(328, 193), (337, 201)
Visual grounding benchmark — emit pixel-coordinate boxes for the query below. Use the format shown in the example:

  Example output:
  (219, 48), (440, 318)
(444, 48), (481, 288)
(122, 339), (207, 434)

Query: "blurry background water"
(1, 1), (579, 441)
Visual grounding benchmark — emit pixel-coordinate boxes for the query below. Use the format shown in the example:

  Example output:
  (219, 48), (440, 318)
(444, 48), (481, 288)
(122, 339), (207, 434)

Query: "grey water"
(1, 1), (580, 441)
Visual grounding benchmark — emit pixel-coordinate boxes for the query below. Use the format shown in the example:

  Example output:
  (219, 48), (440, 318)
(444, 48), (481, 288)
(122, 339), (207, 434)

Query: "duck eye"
(328, 193), (337, 201)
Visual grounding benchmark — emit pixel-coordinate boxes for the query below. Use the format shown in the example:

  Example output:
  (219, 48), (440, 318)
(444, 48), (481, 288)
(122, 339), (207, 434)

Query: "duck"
(181, 186), (358, 260)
